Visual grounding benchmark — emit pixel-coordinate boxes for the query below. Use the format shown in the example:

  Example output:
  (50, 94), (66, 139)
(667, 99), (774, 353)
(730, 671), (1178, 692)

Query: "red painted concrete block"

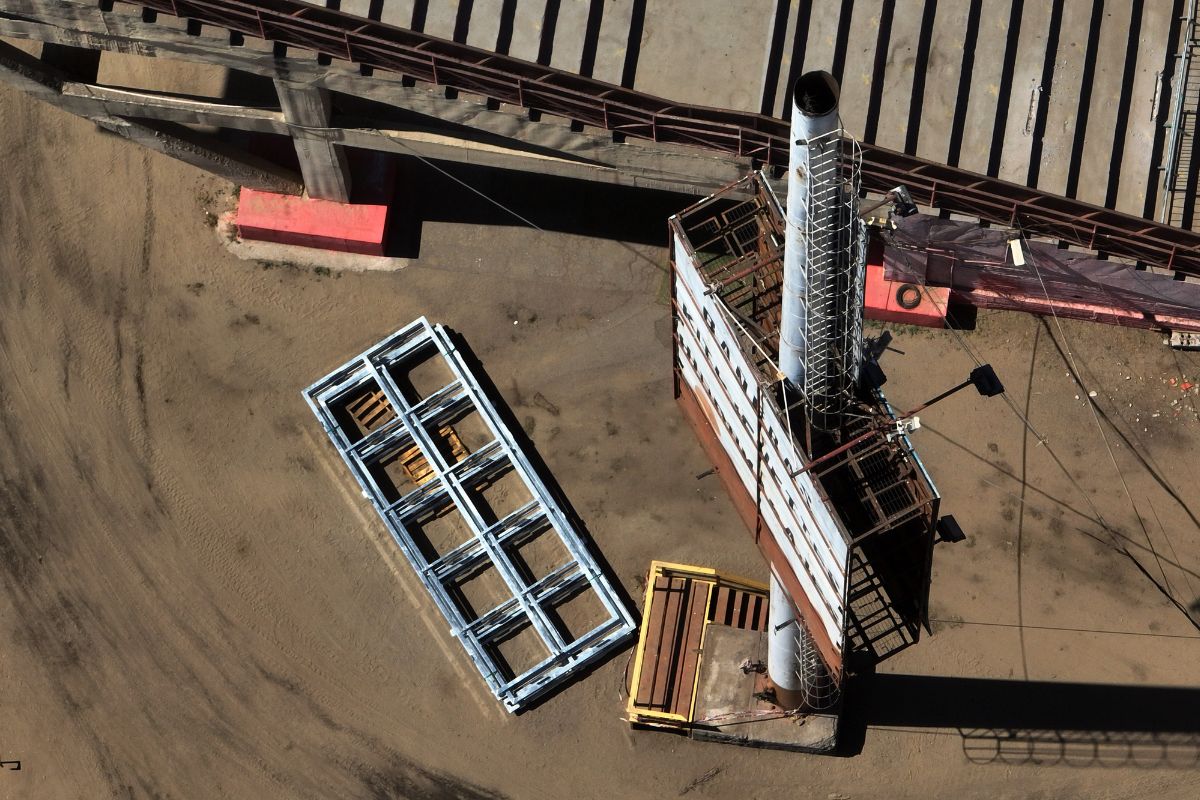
(863, 238), (948, 328)
(236, 189), (389, 256)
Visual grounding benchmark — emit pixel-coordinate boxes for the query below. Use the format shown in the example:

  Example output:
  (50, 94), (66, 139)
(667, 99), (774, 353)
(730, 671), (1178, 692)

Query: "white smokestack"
(779, 71), (866, 434)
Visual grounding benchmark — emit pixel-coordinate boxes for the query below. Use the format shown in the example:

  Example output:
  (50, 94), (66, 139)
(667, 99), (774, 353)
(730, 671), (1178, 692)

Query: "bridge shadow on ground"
(838, 671), (1200, 767)
(384, 154), (696, 257)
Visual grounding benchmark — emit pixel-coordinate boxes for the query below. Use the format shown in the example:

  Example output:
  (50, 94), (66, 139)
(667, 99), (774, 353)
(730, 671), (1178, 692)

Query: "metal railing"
(794, 129), (865, 431)
(1162, 0), (1199, 225)
(124, 0), (1200, 274)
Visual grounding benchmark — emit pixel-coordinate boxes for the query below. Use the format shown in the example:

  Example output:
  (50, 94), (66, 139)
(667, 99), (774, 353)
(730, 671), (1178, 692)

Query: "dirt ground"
(3, 70), (1200, 799)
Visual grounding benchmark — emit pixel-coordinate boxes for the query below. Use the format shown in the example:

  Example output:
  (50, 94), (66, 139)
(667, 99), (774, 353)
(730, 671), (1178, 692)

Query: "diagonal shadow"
(620, 0), (647, 89)
(861, 0), (896, 144)
(1105, 0), (1144, 208)
(759, 0), (792, 116)
(918, 423), (1200, 585)
(1036, 318), (1200, 555)
(1062, 0), (1105, 199)
(903, 0), (937, 155)
(945, 0), (983, 167)
(1024, 2), (1064, 187)
(986, 0), (1025, 177)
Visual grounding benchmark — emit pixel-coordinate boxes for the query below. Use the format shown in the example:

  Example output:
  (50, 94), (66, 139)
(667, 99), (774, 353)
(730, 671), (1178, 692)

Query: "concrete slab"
(633, 0), (775, 111)
(996, 2), (1053, 186)
(955, 0), (1011, 174)
(507, 0), (549, 64)
(1118, 0), (1175, 217)
(836, 4), (879, 139)
(913, 0), (971, 164)
(1034, 0), (1092, 198)
(463, 0), (505, 51)
(334, 1), (376, 19)
(1073, 2), (1131, 206)
(420, 0), (460, 41)
(590, 0), (635, 86)
(872, 0), (923, 153)
(800, 0), (840, 78)
(377, 0), (418, 29)
(296, 0), (373, 16)
(762, 0), (801, 118)
(545, 0), (592, 74)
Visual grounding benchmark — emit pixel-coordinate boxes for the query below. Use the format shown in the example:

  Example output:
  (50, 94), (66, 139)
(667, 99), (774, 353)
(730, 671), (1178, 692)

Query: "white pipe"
(767, 572), (804, 705)
(779, 71), (841, 387)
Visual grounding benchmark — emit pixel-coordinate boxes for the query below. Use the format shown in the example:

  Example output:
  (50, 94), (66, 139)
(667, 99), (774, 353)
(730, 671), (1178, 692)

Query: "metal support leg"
(273, 79), (352, 202)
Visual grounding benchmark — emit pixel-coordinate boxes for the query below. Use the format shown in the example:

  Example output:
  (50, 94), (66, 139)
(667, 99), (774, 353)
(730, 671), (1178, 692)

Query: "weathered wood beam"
(0, 1), (749, 195)
(0, 38), (302, 193)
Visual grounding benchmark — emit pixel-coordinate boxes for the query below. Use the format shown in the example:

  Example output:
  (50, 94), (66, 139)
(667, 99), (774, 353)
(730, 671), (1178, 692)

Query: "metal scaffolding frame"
(303, 318), (636, 711)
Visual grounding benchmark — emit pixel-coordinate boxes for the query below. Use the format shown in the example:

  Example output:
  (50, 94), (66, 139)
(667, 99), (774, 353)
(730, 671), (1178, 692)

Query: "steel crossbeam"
(304, 318), (636, 711)
(120, 0), (1200, 275)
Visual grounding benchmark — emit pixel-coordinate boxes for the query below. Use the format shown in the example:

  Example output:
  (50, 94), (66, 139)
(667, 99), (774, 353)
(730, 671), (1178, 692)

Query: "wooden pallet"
(707, 584), (768, 632)
(399, 426), (468, 485)
(347, 388), (395, 432)
(348, 390), (470, 486)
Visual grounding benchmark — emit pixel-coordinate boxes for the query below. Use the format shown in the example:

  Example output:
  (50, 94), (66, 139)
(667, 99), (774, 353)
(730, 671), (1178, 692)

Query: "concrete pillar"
(273, 79), (352, 203)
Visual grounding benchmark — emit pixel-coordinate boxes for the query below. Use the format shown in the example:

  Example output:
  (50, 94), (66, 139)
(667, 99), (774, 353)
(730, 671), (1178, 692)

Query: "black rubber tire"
(895, 284), (922, 310)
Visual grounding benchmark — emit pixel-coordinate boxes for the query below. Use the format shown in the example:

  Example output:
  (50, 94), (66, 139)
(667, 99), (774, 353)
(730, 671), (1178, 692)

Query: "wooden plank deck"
(633, 575), (711, 718)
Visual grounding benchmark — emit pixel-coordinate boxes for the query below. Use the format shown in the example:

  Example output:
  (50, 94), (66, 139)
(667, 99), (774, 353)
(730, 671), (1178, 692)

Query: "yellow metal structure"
(626, 561), (768, 728)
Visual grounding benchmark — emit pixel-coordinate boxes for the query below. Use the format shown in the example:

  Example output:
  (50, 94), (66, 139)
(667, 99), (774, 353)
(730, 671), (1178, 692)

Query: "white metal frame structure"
(671, 225), (853, 663)
(303, 318), (637, 711)
(668, 172), (941, 677)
